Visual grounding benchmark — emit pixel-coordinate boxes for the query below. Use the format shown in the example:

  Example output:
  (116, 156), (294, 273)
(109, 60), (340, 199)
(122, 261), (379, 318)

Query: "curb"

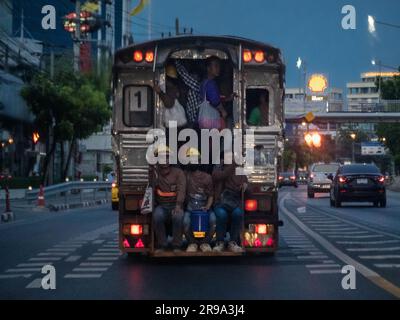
(48, 199), (110, 212)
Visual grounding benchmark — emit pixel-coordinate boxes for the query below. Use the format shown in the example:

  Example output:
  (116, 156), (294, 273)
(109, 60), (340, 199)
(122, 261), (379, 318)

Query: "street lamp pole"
(350, 133), (356, 163)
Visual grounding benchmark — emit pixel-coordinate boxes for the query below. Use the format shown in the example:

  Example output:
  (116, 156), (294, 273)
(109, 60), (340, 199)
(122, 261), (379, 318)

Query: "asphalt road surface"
(0, 186), (399, 300)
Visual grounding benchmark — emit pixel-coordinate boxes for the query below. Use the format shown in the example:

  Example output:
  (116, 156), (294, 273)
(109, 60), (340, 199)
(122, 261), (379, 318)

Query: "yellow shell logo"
(308, 74), (328, 93)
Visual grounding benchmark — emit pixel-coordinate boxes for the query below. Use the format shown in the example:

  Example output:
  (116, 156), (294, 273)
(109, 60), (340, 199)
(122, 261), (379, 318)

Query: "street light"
(296, 57), (307, 112)
(350, 133), (356, 163)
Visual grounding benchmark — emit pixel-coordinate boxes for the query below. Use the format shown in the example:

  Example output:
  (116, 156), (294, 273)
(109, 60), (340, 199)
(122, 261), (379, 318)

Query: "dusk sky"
(133, 0), (400, 90)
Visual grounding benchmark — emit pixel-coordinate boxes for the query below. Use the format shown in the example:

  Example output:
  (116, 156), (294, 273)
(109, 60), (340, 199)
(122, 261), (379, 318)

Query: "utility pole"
(20, 9), (24, 41)
(74, 0), (81, 72)
(175, 18), (180, 36)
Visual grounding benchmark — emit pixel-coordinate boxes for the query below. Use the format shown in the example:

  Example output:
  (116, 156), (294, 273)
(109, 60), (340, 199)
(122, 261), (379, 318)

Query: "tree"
(21, 70), (111, 185)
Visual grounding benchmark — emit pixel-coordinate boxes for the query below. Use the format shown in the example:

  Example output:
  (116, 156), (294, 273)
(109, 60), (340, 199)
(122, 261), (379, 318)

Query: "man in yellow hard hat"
(183, 148), (216, 253)
(152, 144), (186, 253)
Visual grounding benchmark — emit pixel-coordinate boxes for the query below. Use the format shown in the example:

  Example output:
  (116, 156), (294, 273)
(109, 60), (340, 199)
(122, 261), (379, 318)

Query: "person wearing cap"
(183, 148), (216, 253)
(152, 145), (186, 253)
(212, 152), (247, 253)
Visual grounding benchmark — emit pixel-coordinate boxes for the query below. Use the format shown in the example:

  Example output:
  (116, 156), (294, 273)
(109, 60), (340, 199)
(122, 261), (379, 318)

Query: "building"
(347, 71), (400, 112)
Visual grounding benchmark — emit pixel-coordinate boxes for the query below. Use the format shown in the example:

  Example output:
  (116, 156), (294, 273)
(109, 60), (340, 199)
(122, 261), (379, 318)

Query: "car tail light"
(255, 224), (267, 235)
(266, 237), (275, 247)
(245, 199), (258, 212)
(243, 49), (252, 63)
(133, 50), (143, 62)
(278, 176), (284, 181)
(377, 176), (385, 183)
(130, 224), (143, 236)
(290, 176), (296, 180)
(339, 176), (348, 184)
(254, 51), (265, 63)
(145, 50), (154, 63)
(135, 238), (145, 248)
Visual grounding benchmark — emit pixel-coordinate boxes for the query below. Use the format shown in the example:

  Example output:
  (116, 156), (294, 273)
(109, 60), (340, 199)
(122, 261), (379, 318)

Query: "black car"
(330, 164), (386, 208)
(279, 172), (298, 188)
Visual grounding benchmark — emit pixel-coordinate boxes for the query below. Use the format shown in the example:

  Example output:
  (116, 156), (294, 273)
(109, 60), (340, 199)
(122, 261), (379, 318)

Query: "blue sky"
(133, 0), (400, 90)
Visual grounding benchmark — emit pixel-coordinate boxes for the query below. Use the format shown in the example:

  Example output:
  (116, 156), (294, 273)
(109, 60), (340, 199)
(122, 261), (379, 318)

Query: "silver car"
(307, 163), (340, 198)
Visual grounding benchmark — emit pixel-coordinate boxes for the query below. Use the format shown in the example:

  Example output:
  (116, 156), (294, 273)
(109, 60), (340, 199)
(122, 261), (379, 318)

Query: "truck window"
(123, 85), (153, 127)
(246, 88), (269, 127)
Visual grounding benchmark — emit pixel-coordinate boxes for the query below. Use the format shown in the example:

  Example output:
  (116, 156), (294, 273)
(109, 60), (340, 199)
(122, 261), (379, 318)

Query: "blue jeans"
(214, 206), (244, 243)
(153, 205), (184, 248)
(183, 211), (216, 244)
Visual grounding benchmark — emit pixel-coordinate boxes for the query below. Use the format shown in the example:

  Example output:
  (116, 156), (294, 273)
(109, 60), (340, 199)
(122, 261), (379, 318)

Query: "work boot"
(200, 243), (212, 253)
(228, 241), (244, 253)
(213, 241), (225, 252)
(186, 243), (198, 253)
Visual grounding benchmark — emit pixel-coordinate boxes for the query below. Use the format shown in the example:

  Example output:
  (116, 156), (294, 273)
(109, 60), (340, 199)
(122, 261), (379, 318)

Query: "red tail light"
(133, 50), (143, 62)
(130, 224), (143, 236)
(145, 50), (154, 63)
(339, 176), (348, 184)
(245, 200), (258, 212)
(243, 49), (252, 63)
(135, 238), (145, 248)
(377, 176), (385, 183)
(266, 238), (275, 247)
(279, 176), (284, 181)
(254, 51), (265, 63)
(310, 174), (314, 179)
(255, 224), (267, 235)
(123, 238), (130, 248)
(290, 176), (296, 180)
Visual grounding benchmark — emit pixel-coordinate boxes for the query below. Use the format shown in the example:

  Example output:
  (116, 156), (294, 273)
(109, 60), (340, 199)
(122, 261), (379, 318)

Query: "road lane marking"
(306, 264), (341, 268)
(328, 235), (384, 239)
(87, 257), (119, 261)
(280, 194), (400, 299)
(336, 240), (400, 245)
(65, 255), (81, 262)
(347, 247), (400, 252)
(17, 263), (53, 267)
(38, 252), (69, 256)
(46, 248), (76, 252)
(64, 274), (102, 278)
(29, 257), (61, 261)
(92, 252), (120, 256)
(92, 240), (105, 244)
(359, 255), (400, 260)
(6, 268), (41, 272)
(53, 244), (82, 248)
(72, 267), (109, 272)
(315, 228), (359, 232)
(319, 231), (370, 235)
(309, 270), (342, 274)
(374, 264), (400, 268)
(79, 262), (113, 266)
(0, 274), (32, 279)
(97, 249), (120, 252)
(297, 255), (329, 260)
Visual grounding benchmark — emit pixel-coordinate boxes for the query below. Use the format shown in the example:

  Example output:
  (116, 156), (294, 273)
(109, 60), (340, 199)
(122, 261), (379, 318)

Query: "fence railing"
(25, 181), (112, 204)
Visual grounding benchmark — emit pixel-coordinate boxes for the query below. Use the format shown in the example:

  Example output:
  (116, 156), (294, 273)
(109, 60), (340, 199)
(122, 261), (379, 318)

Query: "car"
(111, 181), (119, 211)
(307, 163), (340, 198)
(297, 171), (308, 185)
(330, 163), (386, 208)
(279, 172), (298, 188)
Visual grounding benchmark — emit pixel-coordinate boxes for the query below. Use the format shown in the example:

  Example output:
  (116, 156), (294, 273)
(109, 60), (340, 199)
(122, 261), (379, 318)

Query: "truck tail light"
(133, 50), (143, 62)
(130, 224), (143, 236)
(245, 199), (258, 212)
(123, 238), (130, 248)
(255, 224), (267, 235)
(266, 238), (275, 247)
(135, 238), (145, 248)
(254, 51), (265, 63)
(145, 50), (154, 63)
(243, 49), (252, 63)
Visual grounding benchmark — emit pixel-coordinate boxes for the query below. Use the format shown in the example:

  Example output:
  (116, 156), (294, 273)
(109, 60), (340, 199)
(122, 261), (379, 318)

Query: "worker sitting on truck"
(212, 152), (247, 253)
(152, 145), (186, 253)
(183, 148), (216, 253)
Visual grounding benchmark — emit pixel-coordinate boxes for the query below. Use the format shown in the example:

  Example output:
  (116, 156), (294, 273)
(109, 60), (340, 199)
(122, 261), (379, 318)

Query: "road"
(0, 186), (399, 300)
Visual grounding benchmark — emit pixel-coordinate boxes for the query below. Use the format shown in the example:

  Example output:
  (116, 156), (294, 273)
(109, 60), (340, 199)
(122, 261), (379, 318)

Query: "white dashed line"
(87, 257), (119, 261)
(65, 255), (81, 262)
(306, 264), (341, 268)
(6, 268), (41, 272)
(0, 274), (32, 279)
(72, 268), (109, 272)
(26, 278), (43, 289)
(29, 257), (61, 261)
(346, 247), (400, 252)
(79, 262), (113, 266)
(309, 269), (342, 275)
(64, 274), (102, 278)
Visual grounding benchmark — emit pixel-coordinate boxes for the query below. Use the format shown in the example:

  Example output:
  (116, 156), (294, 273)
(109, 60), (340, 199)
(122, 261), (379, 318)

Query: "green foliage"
(381, 73), (400, 100)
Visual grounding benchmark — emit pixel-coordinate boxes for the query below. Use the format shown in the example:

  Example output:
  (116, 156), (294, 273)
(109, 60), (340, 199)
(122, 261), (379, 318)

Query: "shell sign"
(308, 74), (328, 93)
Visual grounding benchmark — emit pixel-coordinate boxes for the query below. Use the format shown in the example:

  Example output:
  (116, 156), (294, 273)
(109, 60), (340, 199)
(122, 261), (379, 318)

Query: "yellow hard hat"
(166, 65), (178, 79)
(154, 145), (171, 156)
(186, 147), (201, 158)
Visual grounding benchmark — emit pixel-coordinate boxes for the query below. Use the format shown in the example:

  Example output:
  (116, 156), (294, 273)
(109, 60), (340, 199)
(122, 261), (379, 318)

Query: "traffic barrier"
(37, 184), (45, 207)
